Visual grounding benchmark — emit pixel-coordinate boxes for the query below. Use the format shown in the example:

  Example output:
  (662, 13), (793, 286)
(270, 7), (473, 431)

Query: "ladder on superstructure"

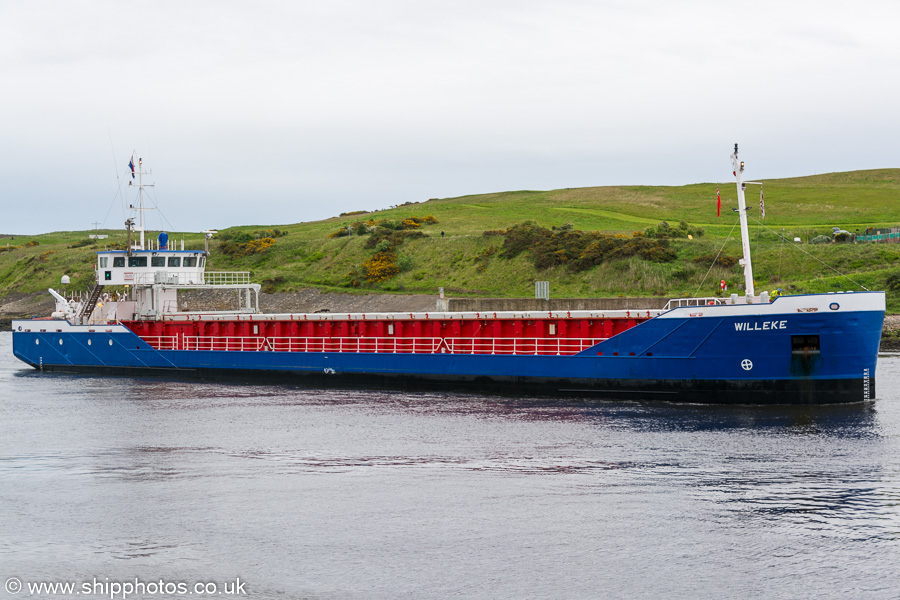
(77, 284), (102, 325)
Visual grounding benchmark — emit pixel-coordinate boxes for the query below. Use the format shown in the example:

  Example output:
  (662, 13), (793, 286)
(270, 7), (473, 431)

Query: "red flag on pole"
(716, 187), (721, 217)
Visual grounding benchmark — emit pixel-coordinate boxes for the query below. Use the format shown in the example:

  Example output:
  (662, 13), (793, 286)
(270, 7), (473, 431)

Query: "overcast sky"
(2, 0), (898, 234)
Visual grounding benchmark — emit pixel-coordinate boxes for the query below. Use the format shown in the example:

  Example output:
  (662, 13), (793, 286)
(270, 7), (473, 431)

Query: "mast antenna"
(128, 156), (155, 250)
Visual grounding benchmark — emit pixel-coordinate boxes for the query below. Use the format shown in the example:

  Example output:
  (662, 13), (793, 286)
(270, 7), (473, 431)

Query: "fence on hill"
(857, 227), (900, 243)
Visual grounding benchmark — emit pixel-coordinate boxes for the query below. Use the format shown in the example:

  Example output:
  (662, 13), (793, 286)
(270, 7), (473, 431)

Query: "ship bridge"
(96, 250), (207, 286)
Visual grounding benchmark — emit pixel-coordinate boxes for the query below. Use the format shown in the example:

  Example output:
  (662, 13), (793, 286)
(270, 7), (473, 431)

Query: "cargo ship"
(11, 147), (886, 403)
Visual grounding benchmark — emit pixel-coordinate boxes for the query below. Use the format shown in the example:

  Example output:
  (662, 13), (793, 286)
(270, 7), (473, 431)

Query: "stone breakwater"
(880, 314), (900, 350)
(0, 292), (55, 330)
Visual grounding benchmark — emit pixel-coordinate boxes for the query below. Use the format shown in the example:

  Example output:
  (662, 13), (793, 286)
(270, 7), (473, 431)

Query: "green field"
(2, 168), (900, 311)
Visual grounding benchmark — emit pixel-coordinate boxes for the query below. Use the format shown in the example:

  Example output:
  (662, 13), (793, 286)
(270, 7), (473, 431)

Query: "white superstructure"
(49, 233), (260, 324)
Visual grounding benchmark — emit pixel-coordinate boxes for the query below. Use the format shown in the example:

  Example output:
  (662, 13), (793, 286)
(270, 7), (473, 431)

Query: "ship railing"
(130, 271), (251, 286)
(203, 271), (252, 286)
(167, 336), (609, 355)
(133, 272), (204, 286)
(664, 297), (725, 310)
(141, 336), (180, 350)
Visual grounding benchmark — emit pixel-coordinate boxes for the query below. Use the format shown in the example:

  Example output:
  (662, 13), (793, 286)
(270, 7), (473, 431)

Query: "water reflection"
(22, 372), (883, 430)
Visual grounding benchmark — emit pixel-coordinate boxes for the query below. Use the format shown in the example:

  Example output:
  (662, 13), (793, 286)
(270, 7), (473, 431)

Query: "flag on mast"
(760, 187), (765, 218)
(128, 156), (135, 179)
(716, 187), (721, 217)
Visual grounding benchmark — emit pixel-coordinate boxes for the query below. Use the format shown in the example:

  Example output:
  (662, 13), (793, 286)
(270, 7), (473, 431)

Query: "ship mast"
(129, 157), (154, 250)
(730, 143), (755, 301)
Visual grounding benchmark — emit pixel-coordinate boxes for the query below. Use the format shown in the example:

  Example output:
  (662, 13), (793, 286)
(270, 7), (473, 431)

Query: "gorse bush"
(497, 222), (677, 271)
(500, 222), (550, 258)
(242, 238), (276, 254)
(219, 228), (286, 242)
(360, 251), (400, 283)
(365, 230), (425, 251)
(328, 216), (438, 238)
(576, 236), (676, 268)
(643, 220), (705, 239)
(218, 229), (280, 256)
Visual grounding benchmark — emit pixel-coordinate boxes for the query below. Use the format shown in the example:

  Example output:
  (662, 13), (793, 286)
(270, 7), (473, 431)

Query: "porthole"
(87, 339), (92, 346)
(109, 339), (114, 346)
(58, 339), (63, 345)
(35, 339), (40, 346)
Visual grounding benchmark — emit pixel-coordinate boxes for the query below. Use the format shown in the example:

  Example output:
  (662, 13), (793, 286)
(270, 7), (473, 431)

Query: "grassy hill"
(2, 168), (900, 311)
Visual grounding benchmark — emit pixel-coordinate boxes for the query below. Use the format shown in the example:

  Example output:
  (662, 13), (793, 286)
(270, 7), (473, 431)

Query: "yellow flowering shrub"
(243, 237), (276, 254)
(361, 252), (399, 283)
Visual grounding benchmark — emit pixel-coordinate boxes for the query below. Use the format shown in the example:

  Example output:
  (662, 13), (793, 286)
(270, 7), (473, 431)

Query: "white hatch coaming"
(158, 309), (667, 323)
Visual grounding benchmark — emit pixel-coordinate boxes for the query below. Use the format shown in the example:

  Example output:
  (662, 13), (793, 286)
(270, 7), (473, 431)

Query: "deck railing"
(664, 297), (724, 309)
(131, 271), (251, 286)
(141, 336), (180, 350)
(140, 335), (608, 356)
(203, 271), (251, 285)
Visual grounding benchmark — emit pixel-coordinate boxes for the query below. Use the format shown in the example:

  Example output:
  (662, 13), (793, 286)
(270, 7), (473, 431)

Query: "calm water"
(2, 331), (900, 599)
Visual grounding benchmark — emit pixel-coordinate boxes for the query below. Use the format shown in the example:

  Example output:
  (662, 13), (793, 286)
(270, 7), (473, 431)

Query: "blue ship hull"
(12, 292), (885, 405)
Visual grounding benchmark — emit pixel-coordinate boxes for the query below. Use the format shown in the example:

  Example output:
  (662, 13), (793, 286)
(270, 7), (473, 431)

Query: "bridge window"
(200, 256), (206, 268)
(128, 256), (147, 267)
(113, 257), (125, 268)
(791, 335), (820, 356)
(167, 257), (181, 267)
(183, 257), (197, 267)
(151, 257), (166, 267)
(99, 257), (108, 268)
